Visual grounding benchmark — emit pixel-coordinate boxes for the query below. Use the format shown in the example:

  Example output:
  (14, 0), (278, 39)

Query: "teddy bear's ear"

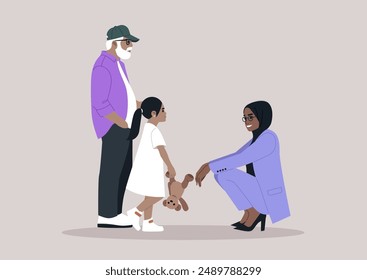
(163, 200), (167, 207)
(175, 204), (181, 211)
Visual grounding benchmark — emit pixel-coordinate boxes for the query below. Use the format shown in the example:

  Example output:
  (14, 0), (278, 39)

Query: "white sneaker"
(97, 213), (132, 228)
(127, 208), (142, 231)
(142, 219), (164, 232)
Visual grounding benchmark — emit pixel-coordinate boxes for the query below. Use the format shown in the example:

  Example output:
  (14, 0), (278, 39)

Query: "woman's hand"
(195, 162), (210, 187)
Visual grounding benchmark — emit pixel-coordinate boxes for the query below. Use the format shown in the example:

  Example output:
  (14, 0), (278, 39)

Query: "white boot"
(127, 208), (142, 231)
(142, 219), (164, 232)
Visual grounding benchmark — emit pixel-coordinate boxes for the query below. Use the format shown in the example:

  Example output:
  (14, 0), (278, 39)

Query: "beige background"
(0, 0), (366, 259)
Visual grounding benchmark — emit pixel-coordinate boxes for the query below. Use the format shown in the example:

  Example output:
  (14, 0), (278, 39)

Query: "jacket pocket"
(267, 187), (282, 196)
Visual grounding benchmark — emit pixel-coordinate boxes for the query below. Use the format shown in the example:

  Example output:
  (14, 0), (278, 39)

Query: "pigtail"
(128, 108), (143, 140)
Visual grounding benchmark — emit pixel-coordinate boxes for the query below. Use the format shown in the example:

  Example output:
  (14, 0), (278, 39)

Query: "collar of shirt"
(101, 50), (118, 62)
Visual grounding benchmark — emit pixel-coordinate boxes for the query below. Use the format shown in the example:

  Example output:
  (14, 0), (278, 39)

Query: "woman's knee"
(215, 169), (238, 183)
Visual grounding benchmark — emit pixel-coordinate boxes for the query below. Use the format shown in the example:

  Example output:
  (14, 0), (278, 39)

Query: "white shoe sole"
(142, 227), (164, 232)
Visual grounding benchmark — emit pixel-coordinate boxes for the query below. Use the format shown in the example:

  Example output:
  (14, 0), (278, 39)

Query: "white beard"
(116, 45), (132, 60)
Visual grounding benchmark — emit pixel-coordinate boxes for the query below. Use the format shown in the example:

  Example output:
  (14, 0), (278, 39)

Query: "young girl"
(126, 97), (176, 232)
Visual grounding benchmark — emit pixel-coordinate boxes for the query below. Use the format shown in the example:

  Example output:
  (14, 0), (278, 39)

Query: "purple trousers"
(214, 169), (268, 214)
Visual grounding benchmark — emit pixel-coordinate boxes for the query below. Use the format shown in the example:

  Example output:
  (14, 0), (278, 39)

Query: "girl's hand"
(167, 166), (176, 178)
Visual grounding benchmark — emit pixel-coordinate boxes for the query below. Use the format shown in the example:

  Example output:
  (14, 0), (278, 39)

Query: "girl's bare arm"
(157, 146), (176, 178)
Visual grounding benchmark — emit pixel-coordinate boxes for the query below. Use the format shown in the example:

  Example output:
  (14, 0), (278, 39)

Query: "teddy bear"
(162, 172), (194, 211)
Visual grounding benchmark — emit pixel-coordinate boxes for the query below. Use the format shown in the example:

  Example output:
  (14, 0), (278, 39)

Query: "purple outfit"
(209, 129), (290, 223)
(91, 51), (130, 138)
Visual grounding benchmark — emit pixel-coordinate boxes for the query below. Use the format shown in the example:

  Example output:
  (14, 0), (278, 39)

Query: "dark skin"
(104, 40), (141, 128)
(195, 108), (261, 226)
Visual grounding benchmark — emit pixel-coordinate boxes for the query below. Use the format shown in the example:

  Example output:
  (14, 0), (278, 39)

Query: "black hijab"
(244, 101), (273, 176)
(245, 100), (273, 144)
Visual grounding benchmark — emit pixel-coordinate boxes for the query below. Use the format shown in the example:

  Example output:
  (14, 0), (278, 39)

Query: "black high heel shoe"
(231, 221), (242, 227)
(235, 214), (266, 232)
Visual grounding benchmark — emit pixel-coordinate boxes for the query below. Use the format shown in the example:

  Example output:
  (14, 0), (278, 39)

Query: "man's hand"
(105, 112), (128, 128)
(116, 119), (128, 128)
(195, 162), (210, 187)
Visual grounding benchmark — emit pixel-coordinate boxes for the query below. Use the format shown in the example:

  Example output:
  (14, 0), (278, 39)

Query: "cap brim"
(126, 34), (139, 42)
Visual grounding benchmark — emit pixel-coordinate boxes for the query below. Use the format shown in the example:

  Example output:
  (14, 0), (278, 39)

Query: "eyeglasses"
(116, 39), (131, 45)
(242, 115), (256, 122)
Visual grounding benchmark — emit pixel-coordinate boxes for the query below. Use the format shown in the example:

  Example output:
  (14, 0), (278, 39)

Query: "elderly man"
(91, 25), (141, 227)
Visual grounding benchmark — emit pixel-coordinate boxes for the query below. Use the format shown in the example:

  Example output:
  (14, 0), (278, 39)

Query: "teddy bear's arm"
(179, 197), (189, 211)
(182, 174), (194, 189)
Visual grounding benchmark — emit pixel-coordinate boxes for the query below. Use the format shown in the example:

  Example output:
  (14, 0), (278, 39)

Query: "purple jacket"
(91, 51), (130, 138)
(209, 129), (290, 223)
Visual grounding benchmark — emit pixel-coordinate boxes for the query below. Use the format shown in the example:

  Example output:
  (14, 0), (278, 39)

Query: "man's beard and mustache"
(116, 44), (133, 60)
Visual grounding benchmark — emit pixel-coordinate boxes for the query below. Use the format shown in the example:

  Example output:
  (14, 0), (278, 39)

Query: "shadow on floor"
(63, 225), (303, 240)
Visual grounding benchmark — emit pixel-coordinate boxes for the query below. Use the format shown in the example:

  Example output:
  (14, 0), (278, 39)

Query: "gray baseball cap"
(106, 25), (139, 42)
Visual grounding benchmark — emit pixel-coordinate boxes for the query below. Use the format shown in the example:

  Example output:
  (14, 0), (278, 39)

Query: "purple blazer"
(209, 129), (290, 223)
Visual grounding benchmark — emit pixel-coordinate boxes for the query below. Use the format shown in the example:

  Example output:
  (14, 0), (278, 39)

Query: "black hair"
(128, 97), (163, 140)
(141, 97), (163, 119)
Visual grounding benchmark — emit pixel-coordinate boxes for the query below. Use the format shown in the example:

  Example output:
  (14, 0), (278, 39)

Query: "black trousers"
(98, 125), (132, 218)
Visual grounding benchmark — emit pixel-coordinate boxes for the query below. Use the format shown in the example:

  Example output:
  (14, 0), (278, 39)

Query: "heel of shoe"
(127, 208), (142, 231)
(260, 215), (266, 231)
